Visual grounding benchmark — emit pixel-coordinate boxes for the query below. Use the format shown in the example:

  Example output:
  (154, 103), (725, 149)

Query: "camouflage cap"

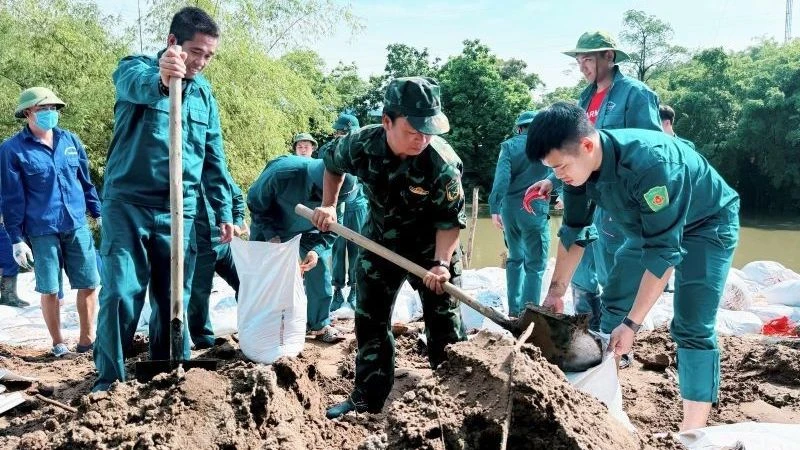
(515, 110), (537, 127)
(14, 87), (66, 118)
(562, 31), (630, 63)
(383, 76), (450, 135)
(333, 113), (360, 132)
(292, 132), (318, 149)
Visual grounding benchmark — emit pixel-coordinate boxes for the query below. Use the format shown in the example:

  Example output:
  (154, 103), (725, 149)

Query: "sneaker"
(331, 288), (346, 311)
(52, 343), (71, 358)
(76, 342), (94, 353)
(313, 326), (346, 343)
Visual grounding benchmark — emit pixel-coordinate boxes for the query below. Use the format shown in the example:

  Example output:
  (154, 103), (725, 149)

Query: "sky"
(96, 0), (794, 91)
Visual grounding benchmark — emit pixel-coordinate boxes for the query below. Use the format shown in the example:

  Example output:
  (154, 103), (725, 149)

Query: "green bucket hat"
(562, 31), (630, 63)
(515, 110), (537, 127)
(333, 113), (360, 132)
(292, 132), (317, 149)
(383, 76), (450, 135)
(14, 87), (66, 118)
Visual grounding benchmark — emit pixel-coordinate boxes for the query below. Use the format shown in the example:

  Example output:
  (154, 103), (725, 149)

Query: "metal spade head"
(516, 305), (604, 372)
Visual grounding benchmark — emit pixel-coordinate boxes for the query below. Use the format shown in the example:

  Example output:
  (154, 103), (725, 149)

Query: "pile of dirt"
(385, 331), (639, 449)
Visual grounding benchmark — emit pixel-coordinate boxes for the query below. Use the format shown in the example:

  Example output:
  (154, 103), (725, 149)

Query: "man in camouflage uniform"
(312, 77), (467, 418)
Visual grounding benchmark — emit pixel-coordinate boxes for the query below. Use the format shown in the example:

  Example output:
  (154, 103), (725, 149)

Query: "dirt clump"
(385, 330), (640, 449)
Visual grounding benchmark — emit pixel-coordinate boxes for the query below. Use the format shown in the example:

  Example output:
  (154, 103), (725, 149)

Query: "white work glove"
(13, 242), (34, 270)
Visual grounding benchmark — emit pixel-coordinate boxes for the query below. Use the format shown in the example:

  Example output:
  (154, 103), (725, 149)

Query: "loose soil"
(1, 325), (799, 449)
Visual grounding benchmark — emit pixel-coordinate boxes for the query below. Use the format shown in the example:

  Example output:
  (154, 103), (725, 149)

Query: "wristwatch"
(431, 259), (450, 269)
(622, 316), (641, 333)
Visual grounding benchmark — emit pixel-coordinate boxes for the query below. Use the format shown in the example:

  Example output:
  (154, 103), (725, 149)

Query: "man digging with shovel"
(312, 77), (467, 419)
(93, 7), (234, 391)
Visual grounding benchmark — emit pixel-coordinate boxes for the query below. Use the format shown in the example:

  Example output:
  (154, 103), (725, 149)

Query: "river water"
(462, 207), (800, 272)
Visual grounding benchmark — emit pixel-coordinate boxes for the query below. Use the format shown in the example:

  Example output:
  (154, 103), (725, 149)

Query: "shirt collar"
(594, 130), (618, 184)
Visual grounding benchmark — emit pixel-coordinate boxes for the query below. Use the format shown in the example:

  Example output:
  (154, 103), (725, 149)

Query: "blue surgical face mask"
(34, 109), (59, 131)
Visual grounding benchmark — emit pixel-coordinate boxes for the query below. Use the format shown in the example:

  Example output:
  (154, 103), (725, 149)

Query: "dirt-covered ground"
(1, 324), (799, 449)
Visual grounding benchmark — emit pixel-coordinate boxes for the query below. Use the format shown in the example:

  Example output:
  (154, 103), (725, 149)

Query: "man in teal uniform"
(528, 102), (739, 431)
(329, 113), (369, 310)
(660, 104), (696, 150)
(489, 110), (556, 316)
(311, 77), (467, 418)
(529, 31), (661, 334)
(94, 7), (234, 391)
(187, 176), (246, 349)
(292, 133), (317, 158)
(1, 87), (101, 357)
(247, 155), (357, 343)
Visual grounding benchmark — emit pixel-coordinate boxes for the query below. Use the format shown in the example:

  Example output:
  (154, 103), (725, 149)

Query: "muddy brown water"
(462, 205), (800, 272)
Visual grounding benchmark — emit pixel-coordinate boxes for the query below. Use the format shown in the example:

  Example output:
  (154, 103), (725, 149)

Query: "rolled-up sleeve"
(558, 183), (597, 249)
(636, 163), (689, 278)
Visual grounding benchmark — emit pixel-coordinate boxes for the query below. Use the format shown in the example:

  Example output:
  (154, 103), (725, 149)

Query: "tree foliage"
(619, 9), (687, 82)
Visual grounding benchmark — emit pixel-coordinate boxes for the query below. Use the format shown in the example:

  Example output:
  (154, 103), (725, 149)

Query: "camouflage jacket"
(321, 124), (466, 246)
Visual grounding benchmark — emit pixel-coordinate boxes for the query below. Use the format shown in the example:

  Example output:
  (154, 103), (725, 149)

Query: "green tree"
(619, 9), (687, 82)
(438, 40), (533, 193)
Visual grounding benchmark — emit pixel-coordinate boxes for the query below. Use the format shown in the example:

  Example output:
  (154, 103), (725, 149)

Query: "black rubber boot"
(0, 275), (29, 308)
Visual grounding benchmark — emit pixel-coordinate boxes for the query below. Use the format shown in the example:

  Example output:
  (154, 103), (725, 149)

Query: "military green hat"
(383, 76), (450, 135)
(292, 132), (317, 149)
(14, 87), (66, 118)
(562, 31), (630, 63)
(515, 110), (537, 127)
(333, 113), (360, 132)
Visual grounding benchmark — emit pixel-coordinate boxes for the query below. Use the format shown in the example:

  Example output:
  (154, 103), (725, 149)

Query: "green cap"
(14, 87), (66, 118)
(333, 113), (360, 132)
(292, 132), (317, 149)
(383, 76), (450, 135)
(515, 110), (537, 127)
(562, 31), (630, 63)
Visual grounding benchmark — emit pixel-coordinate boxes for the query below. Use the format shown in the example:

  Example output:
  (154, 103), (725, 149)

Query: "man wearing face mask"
(525, 32), (660, 352)
(312, 77), (467, 418)
(0, 87), (101, 357)
(93, 6), (234, 391)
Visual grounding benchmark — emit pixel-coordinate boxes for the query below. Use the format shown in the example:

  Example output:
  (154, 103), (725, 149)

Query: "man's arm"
(488, 143), (511, 216)
(74, 136), (101, 218)
(112, 56), (165, 105)
(201, 97), (234, 242)
(626, 88), (662, 131)
(0, 146), (26, 243)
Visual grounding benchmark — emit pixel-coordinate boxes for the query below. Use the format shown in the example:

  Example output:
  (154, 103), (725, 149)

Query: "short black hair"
(659, 105), (675, 123)
(525, 102), (594, 161)
(169, 7), (219, 45)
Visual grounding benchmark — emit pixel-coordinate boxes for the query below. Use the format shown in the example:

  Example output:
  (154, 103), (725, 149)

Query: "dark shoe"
(0, 275), (30, 308)
(326, 396), (371, 419)
(346, 288), (357, 309)
(331, 288), (346, 311)
(76, 342), (94, 353)
(619, 352), (634, 369)
(193, 340), (215, 350)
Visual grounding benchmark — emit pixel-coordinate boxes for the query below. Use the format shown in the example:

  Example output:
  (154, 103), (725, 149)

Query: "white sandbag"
(747, 303), (800, 324)
(678, 422), (800, 450)
(231, 236), (306, 364)
(392, 281), (423, 324)
(566, 351), (635, 432)
(721, 270), (754, 310)
(640, 295), (675, 331)
(741, 261), (800, 288)
(755, 280), (800, 307)
(715, 309), (763, 336)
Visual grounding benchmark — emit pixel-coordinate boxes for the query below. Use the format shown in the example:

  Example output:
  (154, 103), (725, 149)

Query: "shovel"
(136, 51), (217, 382)
(295, 204), (603, 372)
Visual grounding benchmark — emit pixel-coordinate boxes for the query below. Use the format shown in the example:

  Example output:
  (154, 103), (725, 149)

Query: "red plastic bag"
(761, 316), (800, 337)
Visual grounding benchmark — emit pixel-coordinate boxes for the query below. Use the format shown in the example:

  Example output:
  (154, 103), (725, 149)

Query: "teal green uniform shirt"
(103, 51), (232, 223)
(578, 66), (661, 132)
(321, 124), (467, 245)
(200, 176), (245, 244)
(247, 155), (337, 256)
(489, 133), (556, 215)
(559, 129), (739, 278)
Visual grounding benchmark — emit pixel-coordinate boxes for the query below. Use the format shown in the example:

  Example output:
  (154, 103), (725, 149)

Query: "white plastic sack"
(741, 261), (800, 288)
(231, 236), (306, 364)
(640, 295), (675, 331)
(747, 303), (800, 324)
(566, 353), (635, 433)
(755, 280), (800, 307)
(721, 270), (754, 310)
(715, 309), (763, 336)
(678, 422), (800, 450)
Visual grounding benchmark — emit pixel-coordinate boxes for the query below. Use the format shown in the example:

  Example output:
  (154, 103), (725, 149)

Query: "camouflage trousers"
(352, 243), (466, 410)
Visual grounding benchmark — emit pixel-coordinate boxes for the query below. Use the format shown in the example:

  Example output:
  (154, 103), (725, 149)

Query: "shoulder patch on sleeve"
(643, 185), (669, 212)
(446, 178), (462, 202)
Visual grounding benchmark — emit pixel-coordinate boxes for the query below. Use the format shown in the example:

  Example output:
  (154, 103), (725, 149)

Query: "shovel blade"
(516, 305), (603, 372)
(134, 359), (218, 383)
